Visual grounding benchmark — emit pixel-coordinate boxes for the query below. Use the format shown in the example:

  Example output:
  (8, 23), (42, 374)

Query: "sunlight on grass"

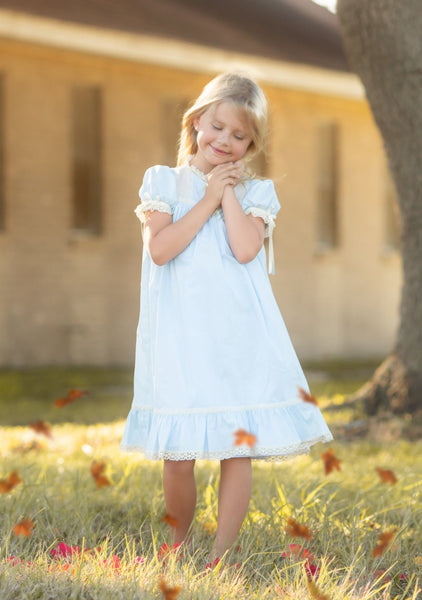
(0, 420), (421, 599)
(0, 366), (421, 598)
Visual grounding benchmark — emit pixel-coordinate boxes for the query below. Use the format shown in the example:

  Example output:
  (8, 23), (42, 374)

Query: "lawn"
(0, 366), (421, 599)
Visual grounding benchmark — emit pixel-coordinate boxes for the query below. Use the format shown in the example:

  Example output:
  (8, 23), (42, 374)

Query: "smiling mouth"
(210, 145), (230, 156)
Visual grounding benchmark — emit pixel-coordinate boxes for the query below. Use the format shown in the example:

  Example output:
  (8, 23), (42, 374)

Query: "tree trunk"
(337, 0), (422, 414)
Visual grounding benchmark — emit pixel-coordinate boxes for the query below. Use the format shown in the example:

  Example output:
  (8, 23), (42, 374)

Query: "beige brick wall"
(0, 38), (401, 366)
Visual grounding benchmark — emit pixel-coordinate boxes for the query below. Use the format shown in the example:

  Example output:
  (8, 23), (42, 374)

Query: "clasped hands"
(204, 161), (244, 208)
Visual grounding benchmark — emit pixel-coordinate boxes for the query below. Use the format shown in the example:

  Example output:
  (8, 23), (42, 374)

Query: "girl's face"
(192, 102), (252, 173)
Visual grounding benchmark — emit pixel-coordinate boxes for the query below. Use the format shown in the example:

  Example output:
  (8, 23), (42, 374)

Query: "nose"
(218, 129), (230, 145)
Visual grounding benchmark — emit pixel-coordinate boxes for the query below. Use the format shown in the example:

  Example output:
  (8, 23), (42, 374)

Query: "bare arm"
(221, 184), (265, 264)
(144, 163), (241, 265)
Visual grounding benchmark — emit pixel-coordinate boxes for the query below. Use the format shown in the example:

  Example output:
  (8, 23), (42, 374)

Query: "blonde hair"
(177, 72), (268, 167)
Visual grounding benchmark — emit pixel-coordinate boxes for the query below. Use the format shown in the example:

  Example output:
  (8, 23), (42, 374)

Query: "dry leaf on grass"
(159, 576), (181, 600)
(90, 460), (111, 488)
(375, 467), (397, 485)
(321, 448), (341, 475)
(372, 529), (397, 557)
(285, 517), (312, 541)
(0, 471), (22, 494)
(13, 518), (34, 537)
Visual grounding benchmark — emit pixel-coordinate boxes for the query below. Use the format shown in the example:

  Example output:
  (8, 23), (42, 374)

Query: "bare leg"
(212, 457), (252, 558)
(163, 459), (196, 544)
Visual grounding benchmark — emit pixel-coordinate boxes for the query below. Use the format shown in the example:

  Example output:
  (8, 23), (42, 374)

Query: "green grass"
(0, 367), (133, 425)
(0, 367), (421, 599)
(0, 364), (369, 427)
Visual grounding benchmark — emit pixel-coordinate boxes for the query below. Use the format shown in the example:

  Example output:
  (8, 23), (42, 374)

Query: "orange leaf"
(54, 388), (89, 408)
(90, 460), (111, 488)
(0, 471), (22, 494)
(375, 467), (397, 485)
(298, 387), (318, 406)
(162, 513), (179, 528)
(29, 420), (53, 439)
(285, 517), (312, 541)
(94, 474), (112, 489)
(306, 579), (331, 600)
(321, 448), (341, 475)
(159, 576), (182, 600)
(372, 529), (396, 557)
(203, 521), (216, 534)
(13, 518), (34, 537)
(233, 428), (257, 448)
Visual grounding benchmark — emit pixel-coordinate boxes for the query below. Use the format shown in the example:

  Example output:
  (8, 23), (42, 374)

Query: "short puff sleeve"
(242, 179), (281, 275)
(134, 165), (176, 224)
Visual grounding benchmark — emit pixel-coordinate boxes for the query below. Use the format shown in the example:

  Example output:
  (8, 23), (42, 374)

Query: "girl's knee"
(221, 457), (251, 469)
(164, 459), (195, 476)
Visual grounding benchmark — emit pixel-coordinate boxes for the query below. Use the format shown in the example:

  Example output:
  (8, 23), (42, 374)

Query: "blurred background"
(0, 0), (401, 369)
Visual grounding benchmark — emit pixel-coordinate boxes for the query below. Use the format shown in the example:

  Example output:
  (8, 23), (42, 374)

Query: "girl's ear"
(193, 116), (200, 132)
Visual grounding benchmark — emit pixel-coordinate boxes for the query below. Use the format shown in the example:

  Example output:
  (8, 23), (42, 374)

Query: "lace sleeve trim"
(134, 199), (173, 223)
(245, 206), (277, 275)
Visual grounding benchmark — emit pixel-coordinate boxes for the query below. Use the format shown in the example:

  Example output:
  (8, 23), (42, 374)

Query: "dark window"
(71, 85), (102, 233)
(0, 73), (4, 231)
(316, 121), (339, 249)
(161, 98), (189, 167)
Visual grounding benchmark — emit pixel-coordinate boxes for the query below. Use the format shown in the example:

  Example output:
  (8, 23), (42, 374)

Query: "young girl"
(121, 72), (332, 564)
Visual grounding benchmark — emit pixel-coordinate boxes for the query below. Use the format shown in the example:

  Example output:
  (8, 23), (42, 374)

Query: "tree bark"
(337, 0), (422, 414)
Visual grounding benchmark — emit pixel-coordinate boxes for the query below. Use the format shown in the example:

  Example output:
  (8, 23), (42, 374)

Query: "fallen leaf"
(100, 555), (120, 571)
(202, 521), (216, 534)
(159, 576), (181, 600)
(50, 542), (81, 559)
(157, 542), (181, 562)
(233, 429), (257, 448)
(162, 513), (179, 528)
(298, 387), (318, 406)
(5, 556), (25, 566)
(28, 420), (53, 439)
(321, 448), (341, 475)
(375, 467), (397, 485)
(282, 544), (313, 560)
(285, 517), (312, 541)
(0, 471), (22, 494)
(305, 560), (321, 581)
(13, 518), (34, 537)
(48, 562), (77, 575)
(90, 460), (111, 488)
(306, 578), (331, 600)
(372, 529), (397, 557)
(54, 389), (89, 408)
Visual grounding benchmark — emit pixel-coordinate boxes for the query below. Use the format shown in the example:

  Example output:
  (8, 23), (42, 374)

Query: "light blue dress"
(121, 164), (333, 460)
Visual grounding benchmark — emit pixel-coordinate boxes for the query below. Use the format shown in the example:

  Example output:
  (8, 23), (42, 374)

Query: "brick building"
(0, 0), (401, 366)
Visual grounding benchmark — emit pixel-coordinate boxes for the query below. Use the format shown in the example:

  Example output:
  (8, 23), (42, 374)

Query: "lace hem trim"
(120, 434), (333, 462)
(244, 206), (276, 275)
(134, 199), (173, 223)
